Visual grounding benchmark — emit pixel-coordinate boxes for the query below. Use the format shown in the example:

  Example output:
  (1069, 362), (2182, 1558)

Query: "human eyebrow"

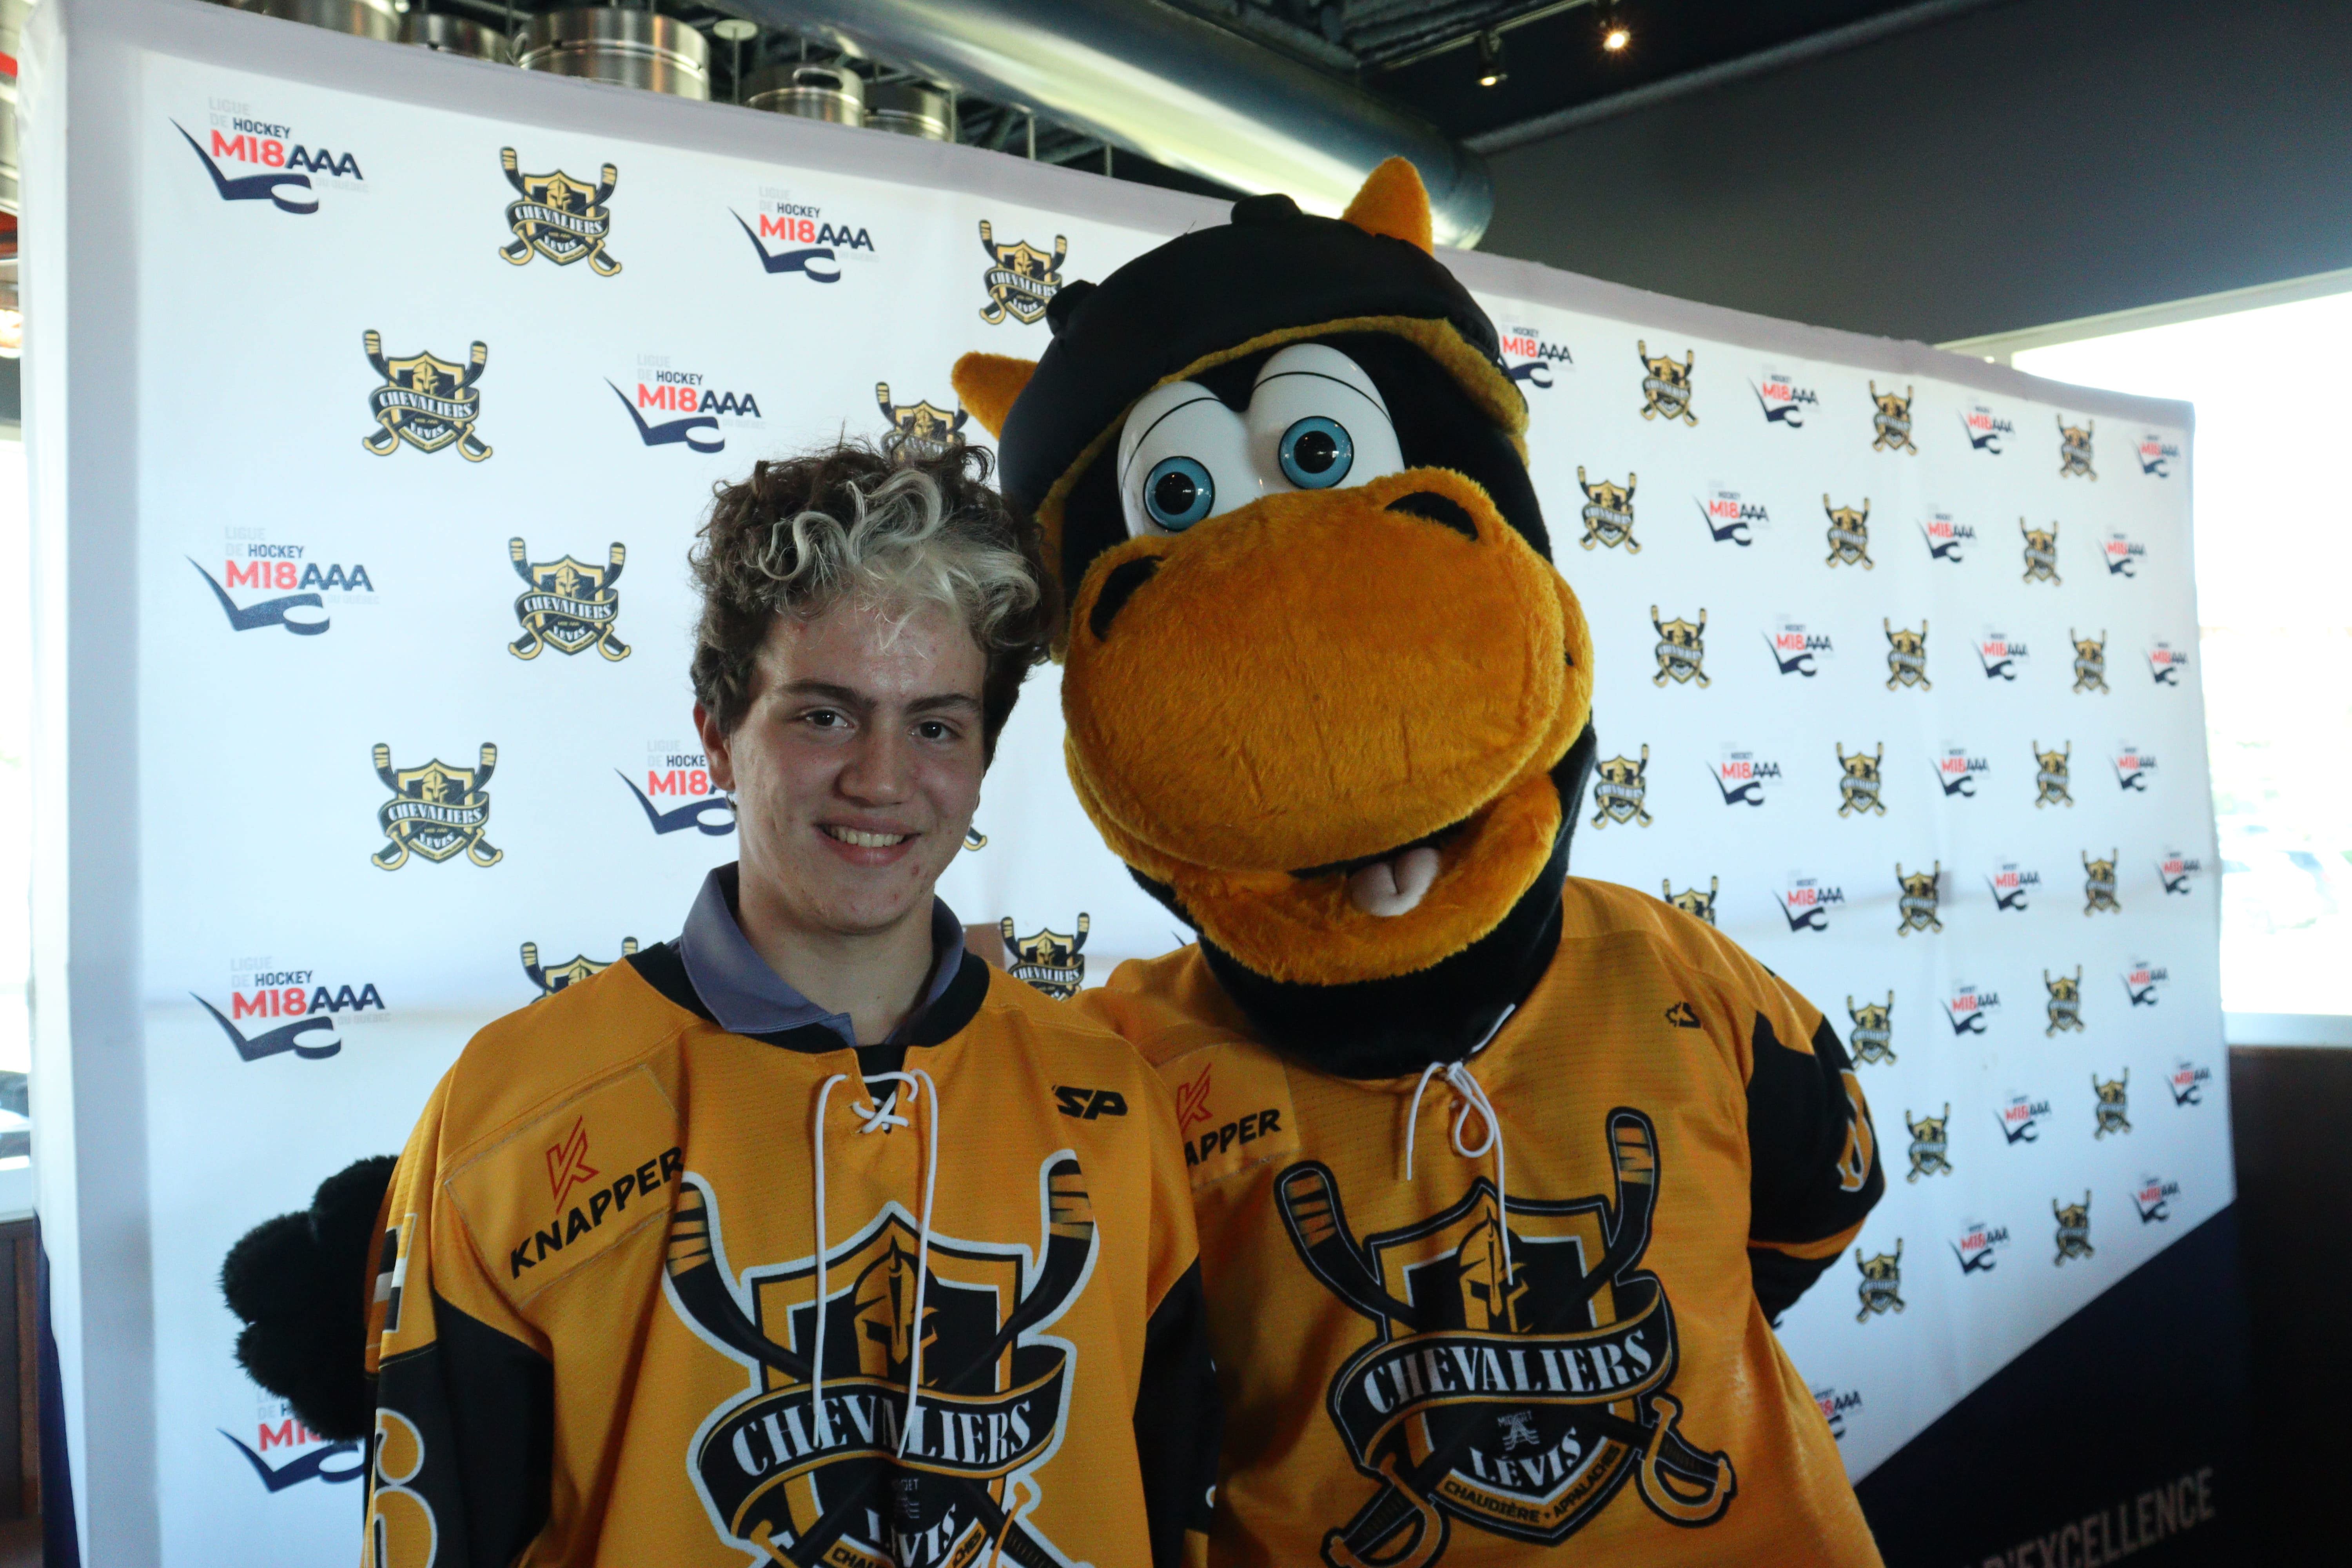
(780, 681), (871, 710)
(906, 693), (984, 716)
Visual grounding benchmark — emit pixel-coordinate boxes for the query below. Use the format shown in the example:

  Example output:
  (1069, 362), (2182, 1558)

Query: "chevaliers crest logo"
(498, 147), (621, 275)
(1823, 494), (1872, 568)
(1635, 340), (1697, 425)
(371, 743), (502, 869)
(1869, 382), (1916, 454)
(508, 539), (629, 661)
(361, 332), (491, 461)
(876, 383), (969, 462)
(976, 220), (1065, 325)
(1276, 1111), (1737, 1558)
(521, 938), (639, 998)
(1577, 468), (1639, 552)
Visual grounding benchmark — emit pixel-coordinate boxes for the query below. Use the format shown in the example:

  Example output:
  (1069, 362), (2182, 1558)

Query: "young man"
(361, 444), (1217, 1568)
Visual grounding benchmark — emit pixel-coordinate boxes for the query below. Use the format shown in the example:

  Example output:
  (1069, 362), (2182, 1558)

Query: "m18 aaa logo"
(1943, 984), (1998, 1036)
(1951, 1221), (2007, 1275)
(1780, 875), (1843, 932)
(1933, 747), (1989, 797)
(1695, 486), (1766, 545)
(1765, 619), (1831, 676)
(2136, 434), (2180, 476)
(1752, 369), (1816, 426)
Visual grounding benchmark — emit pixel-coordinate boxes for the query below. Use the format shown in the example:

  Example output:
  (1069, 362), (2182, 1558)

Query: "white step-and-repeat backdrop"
(32, 0), (2220, 1560)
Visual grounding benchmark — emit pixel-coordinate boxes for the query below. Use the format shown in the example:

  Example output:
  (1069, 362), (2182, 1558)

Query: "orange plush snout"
(1062, 466), (1593, 984)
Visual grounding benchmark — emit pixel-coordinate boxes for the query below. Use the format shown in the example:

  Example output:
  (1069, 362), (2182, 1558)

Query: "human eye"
(1246, 344), (1404, 495)
(1116, 381), (1253, 538)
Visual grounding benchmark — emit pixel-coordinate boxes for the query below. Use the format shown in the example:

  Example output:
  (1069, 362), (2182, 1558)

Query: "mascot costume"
(226, 160), (1886, 1566)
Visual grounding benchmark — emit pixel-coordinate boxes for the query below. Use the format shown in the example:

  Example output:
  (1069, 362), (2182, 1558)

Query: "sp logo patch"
(1650, 607), (1708, 686)
(1823, 494), (1874, 568)
(664, 1160), (1095, 1568)
(1869, 382), (1916, 454)
(1855, 1241), (1904, 1321)
(875, 383), (969, 462)
(976, 220), (1065, 325)
(1904, 1107), (1951, 1183)
(2045, 967), (2085, 1035)
(1576, 468), (1640, 552)
(1000, 915), (1088, 999)
(1276, 1110), (1737, 1561)
(521, 938), (639, 998)
(361, 332), (491, 461)
(371, 743), (501, 869)
(508, 539), (628, 661)
(2021, 518), (2062, 583)
(1635, 340), (1697, 425)
(1590, 746), (1653, 828)
(497, 148), (620, 274)
(1053, 1086), (1129, 1120)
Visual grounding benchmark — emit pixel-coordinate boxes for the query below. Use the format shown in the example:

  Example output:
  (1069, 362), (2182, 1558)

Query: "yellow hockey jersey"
(1078, 877), (1885, 1567)
(362, 942), (1216, 1568)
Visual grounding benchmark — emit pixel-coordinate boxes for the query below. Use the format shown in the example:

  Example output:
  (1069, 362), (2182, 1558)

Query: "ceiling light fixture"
(1476, 29), (1506, 87)
(1601, 3), (1633, 53)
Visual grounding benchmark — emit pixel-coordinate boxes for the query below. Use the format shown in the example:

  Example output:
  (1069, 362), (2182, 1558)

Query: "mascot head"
(955, 160), (1597, 1072)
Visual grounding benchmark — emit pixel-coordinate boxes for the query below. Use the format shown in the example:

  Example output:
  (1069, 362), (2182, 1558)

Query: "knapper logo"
(173, 113), (362, 215)
(1976, 631), (2028, 681)
(2045, 967), (2085, 1034)
(2136, 433), (2180, 476)
(498, 149), (621, 275)
(1589, 746), (1652, 828)
(2131, 1176), (2180, 1225)
(1994, 1094), (2052, 1145)
(1895, 862), (1942, 936)
(1960, 403), (2013, 453)
(1933, 746), (1991, 797)
(1823, 494), (1873, 568)
(2102, 530), (2146, 577)
(876, 384), (969, 462)
(2156, 851), (2202, 895)
(1986, 860), (2041, 912)
(612, 362), (762, 452)
(1855, 1241), (1905, 1319)
(361, 332), (491, 461)
(977, 220), (1065, 325)
(1714, 748), (1781, 807)
(2093, 1071), (2132, 1137)
(2033, 742), (2074, 808)
(1869, 381), (1916, 454)
(1662, 877), (1719, 926)
(508, 539), (628, 660)
(1500, 326), (1573, 387)
(372, 744), (501, 869)
(1576, 468), (1639, 552)
(1752, 368), (1817, 426)
(1904, 1109), (1951, 1183)
(2058, 416), (2097, 479)
(1884, 620), (1930, 690)
(2021, 519), (2062, 584)
(1951, 1221), (2009, 1275)
(2146, 641), (2191, 686)
(521, 938), (639, 997)
(1943, 984), (1998, 1036)
(189, 538), (374, 636)
(547, 1117), (599, 1210)
(192, 962), (386, 1063)
(1847, 993), (1895, 1066)
(2053, 1194), (2094, 1265)
(1919, 510), (1973, 562)
(1001, 915), (1090, 999)
(1813, 1387), (1862, 1441)
(2122, 960), (2169, 1007)
(1695, 485), (1767, 545)
(2083, 850), (2122, 915)
(2071, 630), (2109, 693)
(2112, 745), (2156, 791)
(1780, 875), (1844, 933)
(1651, 607), (1708, 685)
(1836, 742), (1886, 817)
(220, 1396), (363, 1492)
(621, 749), (735, 836)
(2167, 1060), (2213, 1106)
(1635, 339), (1697, 424)
(1765, 617), (1833, 676)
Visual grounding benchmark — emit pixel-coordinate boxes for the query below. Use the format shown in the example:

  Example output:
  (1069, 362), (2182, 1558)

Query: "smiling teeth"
(1348, 845), (1442, 917)
(826, 826), (910, 848)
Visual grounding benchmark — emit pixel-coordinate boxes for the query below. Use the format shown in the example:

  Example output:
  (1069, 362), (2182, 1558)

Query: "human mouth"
(822, 825), (913, 849)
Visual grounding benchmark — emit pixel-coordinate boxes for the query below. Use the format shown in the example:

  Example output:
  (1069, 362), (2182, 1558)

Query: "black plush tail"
(219, 1155), (397, 1442)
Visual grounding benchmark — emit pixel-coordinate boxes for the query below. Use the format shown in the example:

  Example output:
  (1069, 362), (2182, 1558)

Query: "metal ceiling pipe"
(719, 0), (1492, 247)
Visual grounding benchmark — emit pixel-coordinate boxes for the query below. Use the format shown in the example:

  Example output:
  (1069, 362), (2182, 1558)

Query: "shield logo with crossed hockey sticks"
(1276, 1109), (1735, 1566)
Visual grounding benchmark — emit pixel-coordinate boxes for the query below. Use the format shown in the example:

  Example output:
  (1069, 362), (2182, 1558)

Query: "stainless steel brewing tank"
(865, 79), (954, 141)
(743, 62), (863, 125)
(519, 8), (711, 100)
(402, 12), (514, 64)
(225, 0), (400, 42)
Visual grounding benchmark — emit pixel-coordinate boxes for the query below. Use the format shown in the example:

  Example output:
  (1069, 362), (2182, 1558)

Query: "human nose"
(836, 722), (914, 806)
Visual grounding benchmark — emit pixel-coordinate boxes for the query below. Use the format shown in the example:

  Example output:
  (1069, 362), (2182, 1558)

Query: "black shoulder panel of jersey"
(1134, 1259), (1221, 1568)
(624, 940), (992, 1060)
(1746, 1013), (1886, 1321)
(373, 1290), (554, 1566)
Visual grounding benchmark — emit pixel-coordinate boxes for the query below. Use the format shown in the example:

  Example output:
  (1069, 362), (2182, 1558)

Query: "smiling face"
(697, 597), (988, 944)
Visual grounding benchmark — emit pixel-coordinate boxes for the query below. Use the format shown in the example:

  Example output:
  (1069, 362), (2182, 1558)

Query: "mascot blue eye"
(1144, 457), (1216, 530)
(1279, 417), (1353, 489)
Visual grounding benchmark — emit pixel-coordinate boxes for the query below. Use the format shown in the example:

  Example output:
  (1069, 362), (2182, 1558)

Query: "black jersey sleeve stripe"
(370, 1290), (553, 1567)
(1744, 1012), (1885, 1316)
(1133, 1259), (1222, 1567)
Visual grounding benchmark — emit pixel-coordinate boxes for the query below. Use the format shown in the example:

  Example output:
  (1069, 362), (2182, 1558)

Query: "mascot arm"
(1744, 987), (1887, 1324)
